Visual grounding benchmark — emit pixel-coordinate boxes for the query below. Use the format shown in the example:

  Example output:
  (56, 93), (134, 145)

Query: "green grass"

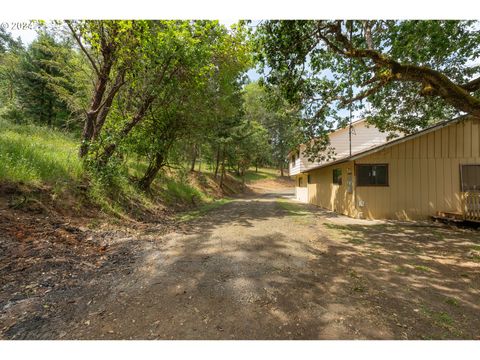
(394, 265), (409, 275)
(347, 237), (366, 245)
(276, 198), (310, 216)
(160, 177), (211, 205)
(228, 167), (281, 183)
(0, 118), (82, 185)
(444, 297), (460, 307)
(414, 265), (433, 272)
(0, 119), (236, 219)
(243, 167), (280, 182)
(177, 198), (232, 222)
(276, 198), (313, 224)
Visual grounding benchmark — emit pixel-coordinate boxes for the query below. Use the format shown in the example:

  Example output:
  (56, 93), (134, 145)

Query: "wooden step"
(436, 211), (464, 220)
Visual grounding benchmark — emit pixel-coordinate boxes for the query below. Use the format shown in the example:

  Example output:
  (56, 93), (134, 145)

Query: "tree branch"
(461, 76), (480, 92)
(65, 20), (100, 77)
(316, 22), (480, 117)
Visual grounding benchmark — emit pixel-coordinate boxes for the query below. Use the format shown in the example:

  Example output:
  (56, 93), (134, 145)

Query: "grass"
(242, 167), (280, 182)
(276, 198), (310, 216)
(276, 198), (313, 224)
(394, 265), (409, 275)
(421, 306), (455, 328)
(414, 265), (433, 272)
(444, 297), (460, 307)
(347, 237), (366, 245)
(177, 198), (232, 222)
(0, 118), (83, 185)
(161, 177), (211, 205)
(0, 119), (230, 218)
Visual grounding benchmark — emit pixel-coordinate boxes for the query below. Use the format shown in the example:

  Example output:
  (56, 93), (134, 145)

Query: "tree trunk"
(219, 148), (226, 188)
(198, 147), (202, 173)
(79, 113), (95, 158)
(214, 146), (221, 178)
(99, 95), (155, 165)
(280, 164), (284, 177)
(138, 152), (164, 190)
(93, 69), (126, 141)
(79, 60), (114, 158)
(190, 144), (197, 172)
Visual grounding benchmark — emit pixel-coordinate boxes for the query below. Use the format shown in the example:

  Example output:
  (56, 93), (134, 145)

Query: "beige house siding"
(295, 174), (309, 202)
(307, 161), (357, 217)
(304, 117), (480, 220)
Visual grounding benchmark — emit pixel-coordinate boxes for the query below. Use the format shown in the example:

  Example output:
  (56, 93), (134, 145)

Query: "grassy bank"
(0, 119), (83, 186)
(0, 119), (248, 219)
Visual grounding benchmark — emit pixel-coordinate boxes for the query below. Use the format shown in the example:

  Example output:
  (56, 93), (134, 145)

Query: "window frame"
(332, 168), (342, 185)
(355, 163), (389, 187)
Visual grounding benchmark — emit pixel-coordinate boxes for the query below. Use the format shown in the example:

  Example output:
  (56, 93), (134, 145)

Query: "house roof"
(300, 115), (471, 173)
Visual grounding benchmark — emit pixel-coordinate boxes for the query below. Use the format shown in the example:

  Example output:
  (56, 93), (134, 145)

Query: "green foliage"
(256, 20), (480, 160)
(243, 81), (302, 170)
(0, 20), (294, 216)
(163, 177), (209, 205)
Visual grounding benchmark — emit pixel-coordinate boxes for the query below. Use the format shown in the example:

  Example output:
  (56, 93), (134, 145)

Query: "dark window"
(356, 164), (388, 186)
(461, 165), (480, 191)
(307, 174), (311, 184)
(333, 168), (342, 185)
(298, 177), (303, 187)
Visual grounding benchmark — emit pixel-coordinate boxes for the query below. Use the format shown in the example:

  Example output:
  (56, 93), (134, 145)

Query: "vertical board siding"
(306, 117), (480, 220)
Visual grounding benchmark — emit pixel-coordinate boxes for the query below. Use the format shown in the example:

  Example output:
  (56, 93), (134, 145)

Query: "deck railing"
(464, 191), (480, 222)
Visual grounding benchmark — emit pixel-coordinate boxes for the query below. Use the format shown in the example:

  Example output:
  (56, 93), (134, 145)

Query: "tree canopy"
(255, 20), (480, 157)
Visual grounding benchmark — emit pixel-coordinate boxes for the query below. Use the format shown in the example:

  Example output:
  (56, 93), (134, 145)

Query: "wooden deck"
(464, 191), (480, 222)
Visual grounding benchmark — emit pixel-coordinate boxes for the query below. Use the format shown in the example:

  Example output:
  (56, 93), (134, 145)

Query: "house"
(289, 118), (393, 202)
(288, 115), (480, 221)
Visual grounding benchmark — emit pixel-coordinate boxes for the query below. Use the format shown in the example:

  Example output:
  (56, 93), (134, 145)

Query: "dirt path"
(2, 185), (479, 339)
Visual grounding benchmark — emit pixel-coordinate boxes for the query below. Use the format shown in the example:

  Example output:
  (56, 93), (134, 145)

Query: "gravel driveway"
(2, 187), (479, 339)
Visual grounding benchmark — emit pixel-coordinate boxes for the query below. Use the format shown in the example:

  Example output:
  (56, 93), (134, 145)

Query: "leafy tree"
(243, 81), (301, 175)
(65, 20), (147, 157)
(105, 21), (251, 190)
(255, 20), (480, 158)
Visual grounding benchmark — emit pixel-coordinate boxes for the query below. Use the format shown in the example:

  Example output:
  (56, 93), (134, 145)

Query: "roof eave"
(301, 114), (470, 173)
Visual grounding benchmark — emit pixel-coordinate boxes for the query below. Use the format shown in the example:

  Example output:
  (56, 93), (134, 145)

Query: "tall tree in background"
(256, 20), (480, 158)
(243, 82), (301, 176)
(0, 29), (23, 116)
(14, 32), (76, 128)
